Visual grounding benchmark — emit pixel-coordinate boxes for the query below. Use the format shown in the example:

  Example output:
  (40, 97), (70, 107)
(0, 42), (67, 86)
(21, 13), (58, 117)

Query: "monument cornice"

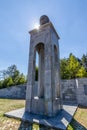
(29, 22), (60, 39)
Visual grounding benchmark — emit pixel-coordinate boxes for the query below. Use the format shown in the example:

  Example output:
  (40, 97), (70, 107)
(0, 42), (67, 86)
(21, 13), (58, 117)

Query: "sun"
(34, 23), (40, 29)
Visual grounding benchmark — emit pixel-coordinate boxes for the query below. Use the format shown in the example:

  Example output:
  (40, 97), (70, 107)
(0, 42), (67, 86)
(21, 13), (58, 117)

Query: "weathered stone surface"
(0, 84), (26, 99)
(25, 16), (62, 117)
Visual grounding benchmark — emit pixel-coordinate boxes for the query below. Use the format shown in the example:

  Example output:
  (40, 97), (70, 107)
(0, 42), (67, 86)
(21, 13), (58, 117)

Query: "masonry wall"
(0, 78), (87, 106)
(61, 78), (87, 106)
(61, 79), (77, 104)
(76, 78), (87, 106)
(0, 84), (26, 99)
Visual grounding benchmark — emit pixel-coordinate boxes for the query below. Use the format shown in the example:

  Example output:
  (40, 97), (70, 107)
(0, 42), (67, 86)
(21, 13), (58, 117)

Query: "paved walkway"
(5, 105), (77, 130)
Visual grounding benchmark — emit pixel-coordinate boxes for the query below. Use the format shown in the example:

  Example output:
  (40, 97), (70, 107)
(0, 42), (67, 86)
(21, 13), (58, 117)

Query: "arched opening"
(33, 43), (44, 99)
(35, 52), (39, 81)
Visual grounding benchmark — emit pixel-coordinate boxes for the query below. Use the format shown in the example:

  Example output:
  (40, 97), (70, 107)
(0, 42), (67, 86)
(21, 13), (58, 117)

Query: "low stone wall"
(76, 78), (87, 106)
(0, 78), (87, 106)
(61, 78), (87, 106)
(0, 84), (26, 99)
(61, 79), (77, 104)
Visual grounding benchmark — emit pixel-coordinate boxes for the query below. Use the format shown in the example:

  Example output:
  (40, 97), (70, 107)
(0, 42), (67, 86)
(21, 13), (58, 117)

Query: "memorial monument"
(25, 15), (62, 117)
(5, 15), (77, 130)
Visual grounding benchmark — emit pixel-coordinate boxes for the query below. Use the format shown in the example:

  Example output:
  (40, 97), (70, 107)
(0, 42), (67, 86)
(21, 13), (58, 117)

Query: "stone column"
(53, 45), (60, 99)
(54, 45), (59, 98)
(32, 49), (36, 98)
(25, 43), (35, 112)
(44, 43), (53, 116)
(57, 44), (61, 98)
(52, 45), (56, 99)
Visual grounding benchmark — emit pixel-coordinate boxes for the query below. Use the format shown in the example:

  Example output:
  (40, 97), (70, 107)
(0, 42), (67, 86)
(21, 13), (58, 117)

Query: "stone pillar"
(56, 44), (60, 98)
(25, 43), (35, 112)
(32, 49), (36, 98)
(44, 43), (53, 116)
(54, 45), (60, 98)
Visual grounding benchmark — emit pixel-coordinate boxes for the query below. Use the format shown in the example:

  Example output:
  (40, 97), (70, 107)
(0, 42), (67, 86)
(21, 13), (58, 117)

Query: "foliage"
(0, 80), (3, 89)
(60, 53), (87, 79)
(67, 54), (81, 79)
(76, 66), (87, 78)
(14, 73), (26, 85)
(60, 58), (69, 79)
(81, 53), (87, 71)
(2, 77), (14, 88)
(0, 65), (26, 88)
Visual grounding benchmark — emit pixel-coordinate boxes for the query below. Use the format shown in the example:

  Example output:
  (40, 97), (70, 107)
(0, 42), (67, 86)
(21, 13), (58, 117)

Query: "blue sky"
(0, 0), (87, 75)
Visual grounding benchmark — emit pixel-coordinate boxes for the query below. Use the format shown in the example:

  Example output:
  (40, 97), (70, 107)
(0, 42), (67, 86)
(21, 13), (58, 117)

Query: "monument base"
(26, 97), (62, 117)
(4, 104), (77, 130)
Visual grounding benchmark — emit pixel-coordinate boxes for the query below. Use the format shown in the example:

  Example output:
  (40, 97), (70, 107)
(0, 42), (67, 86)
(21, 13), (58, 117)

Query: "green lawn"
(0, 99), (87, 130)
(67, 106), (87, 130)
(0, 99), (25, 130)
(0, 99), (39, 130)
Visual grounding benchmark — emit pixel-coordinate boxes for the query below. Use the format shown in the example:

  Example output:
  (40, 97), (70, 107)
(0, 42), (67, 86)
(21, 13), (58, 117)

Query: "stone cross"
(25, 15), (62, 117)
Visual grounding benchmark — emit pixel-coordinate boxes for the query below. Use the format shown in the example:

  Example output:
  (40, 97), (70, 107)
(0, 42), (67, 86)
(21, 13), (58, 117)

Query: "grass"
(0, 99), (87, 130)
(0, 99), (25, 130)
(0, 99), (39, 130)
(67, 106), (87, 130)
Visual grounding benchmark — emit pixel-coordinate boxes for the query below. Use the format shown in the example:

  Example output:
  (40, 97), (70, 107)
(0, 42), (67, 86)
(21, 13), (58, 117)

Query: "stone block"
(52, 98), (61, 116)
(31, 98), (44, 115)
(44, 100), (53, 116)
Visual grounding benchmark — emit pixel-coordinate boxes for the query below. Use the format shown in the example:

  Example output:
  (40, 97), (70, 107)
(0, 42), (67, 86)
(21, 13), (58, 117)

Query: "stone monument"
(5, 15), (77, 130)
(25, 15), (62, 117)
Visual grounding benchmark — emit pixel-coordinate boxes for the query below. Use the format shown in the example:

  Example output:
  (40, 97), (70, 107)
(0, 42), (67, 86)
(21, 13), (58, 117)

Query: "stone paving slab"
(4, 105), (77, 130)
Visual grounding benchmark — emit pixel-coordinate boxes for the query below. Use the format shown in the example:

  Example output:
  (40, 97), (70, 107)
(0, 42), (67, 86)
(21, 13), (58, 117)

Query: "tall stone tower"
(25, 15), (62, 117)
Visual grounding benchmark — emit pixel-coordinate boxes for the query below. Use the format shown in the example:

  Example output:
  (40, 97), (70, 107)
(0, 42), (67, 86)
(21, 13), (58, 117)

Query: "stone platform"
(4, 104), (77, 130)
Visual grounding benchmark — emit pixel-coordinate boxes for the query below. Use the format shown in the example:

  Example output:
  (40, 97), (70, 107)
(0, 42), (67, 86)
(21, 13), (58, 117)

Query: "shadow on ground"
(18, 117), (87, 130)
(68, 118), (87, 130)
(18, 120), (87, 130)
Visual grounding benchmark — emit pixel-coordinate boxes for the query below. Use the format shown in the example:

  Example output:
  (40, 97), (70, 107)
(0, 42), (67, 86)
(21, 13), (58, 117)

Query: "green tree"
(81, 54), (87, 71)
(0, 80), (3, 88)
(67, 54), (81, 79)
(14, 73), (26, 85)
(60, 58), (70, 79)
(0, 65), (26, 88)
(2, 77), (14, 88)
(76, 66), (87, 78)
(7, 65), (20, 81)
(5, 64), (26, 85)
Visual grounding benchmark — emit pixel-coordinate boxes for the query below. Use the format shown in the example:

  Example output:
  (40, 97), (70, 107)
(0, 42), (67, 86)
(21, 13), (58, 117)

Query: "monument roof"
(29, 22), (60, 39)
